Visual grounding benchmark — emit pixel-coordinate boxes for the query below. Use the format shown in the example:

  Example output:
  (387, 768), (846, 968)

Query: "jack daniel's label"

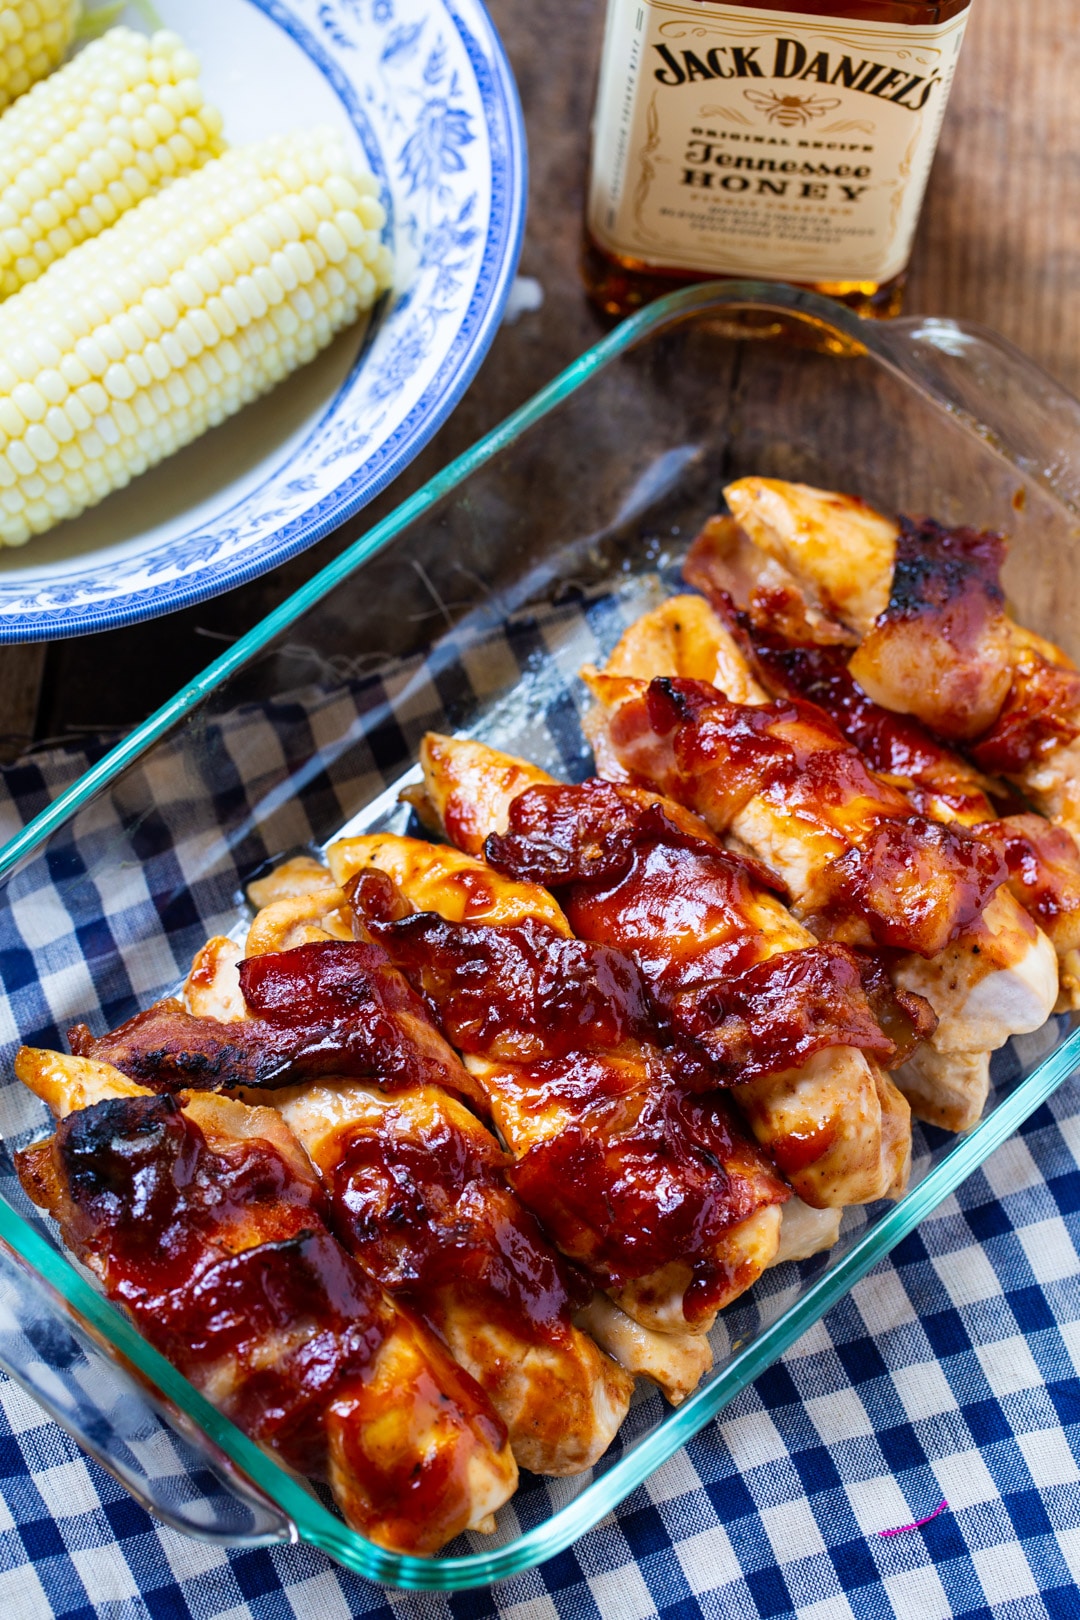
(587, 0), (968, 284)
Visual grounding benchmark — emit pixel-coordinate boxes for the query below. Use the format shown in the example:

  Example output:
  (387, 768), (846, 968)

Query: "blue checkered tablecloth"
(1, 620), (1080, 1619)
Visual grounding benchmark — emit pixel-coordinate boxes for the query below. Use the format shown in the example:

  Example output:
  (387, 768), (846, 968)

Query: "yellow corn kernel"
(0, 130), (393, 547)
(0, 0), (77, 113)
(0, 27), (225, 299)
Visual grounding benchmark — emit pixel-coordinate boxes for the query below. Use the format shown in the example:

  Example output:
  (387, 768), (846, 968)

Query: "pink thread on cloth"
(879, 1499), (949, 1537)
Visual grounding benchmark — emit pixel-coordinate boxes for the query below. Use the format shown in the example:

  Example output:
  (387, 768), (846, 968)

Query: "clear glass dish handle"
(0, 1230), (297, 1547)
(873, 314), (1080, 514)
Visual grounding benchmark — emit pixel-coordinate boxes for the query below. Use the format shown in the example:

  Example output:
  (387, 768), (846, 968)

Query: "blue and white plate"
(0, 0), (525, 642)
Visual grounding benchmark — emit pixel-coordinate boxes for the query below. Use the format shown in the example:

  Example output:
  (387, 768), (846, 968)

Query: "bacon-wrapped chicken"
(183, 918), (709, 1409)
(327, 833), (791, 1334)
(721, 476), (1080, 853)
(69, 934), (484, 1108)
(410, 739), (912, 1209)
(270, 1079), (635, 1471)
(680, 533), (1080, 1012)
(13, 1048), (517, 1555)
(586, 585), (1058, 1131)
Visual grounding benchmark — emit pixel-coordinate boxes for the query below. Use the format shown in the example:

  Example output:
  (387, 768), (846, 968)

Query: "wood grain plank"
(907, 0), (1080, 393)
(0, 644), (46, 762)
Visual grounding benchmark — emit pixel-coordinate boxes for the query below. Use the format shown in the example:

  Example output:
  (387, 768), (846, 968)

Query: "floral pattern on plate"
(0, 0), (525, 640)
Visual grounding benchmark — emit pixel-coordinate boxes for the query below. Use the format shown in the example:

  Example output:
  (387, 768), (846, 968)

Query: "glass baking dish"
(2, 281), (1080, 1593)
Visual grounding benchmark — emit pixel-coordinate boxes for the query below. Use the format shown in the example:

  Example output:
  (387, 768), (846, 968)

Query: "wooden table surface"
(2, 0), (1078, 761)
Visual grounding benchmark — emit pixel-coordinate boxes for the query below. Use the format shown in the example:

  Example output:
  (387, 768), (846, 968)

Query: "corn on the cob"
(0, 26), (224, 299)
(0, 130), (393, 547)
(0, 0), (78, 114)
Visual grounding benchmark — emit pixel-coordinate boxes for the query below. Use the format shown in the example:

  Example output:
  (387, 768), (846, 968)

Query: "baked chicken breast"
(412, 737), (912, 1207)
(327, 834), (790, 1336)
(14, 1048), (517, 1555)
(186, 907), (711, 1410)
(722, 476), (1080, 862)
(586, 588), (1057, 1132)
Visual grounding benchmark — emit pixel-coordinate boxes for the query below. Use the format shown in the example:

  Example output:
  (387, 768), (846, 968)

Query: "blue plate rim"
(0, 0), (527, 644)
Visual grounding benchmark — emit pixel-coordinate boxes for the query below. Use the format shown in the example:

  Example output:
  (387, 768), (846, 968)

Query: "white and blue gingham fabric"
(1, 599), (1080, 1620)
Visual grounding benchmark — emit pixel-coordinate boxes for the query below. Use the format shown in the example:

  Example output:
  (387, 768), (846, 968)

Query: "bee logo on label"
(743, 88), (842, 126)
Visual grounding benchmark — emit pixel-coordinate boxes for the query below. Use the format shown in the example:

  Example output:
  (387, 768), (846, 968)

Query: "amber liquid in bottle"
(583, 0), (972, 318)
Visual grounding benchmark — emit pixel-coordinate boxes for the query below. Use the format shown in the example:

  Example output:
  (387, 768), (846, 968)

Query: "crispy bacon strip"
(741, 636), (1001, 824)
(848, 518), (1015, 740)
(478, 774), (780, 895)
(973, 815), (1080, 950)
(502, 1078), (782, 1324)
(68, 940), (485, 1110)
(14, 1066), (516, 1554)
(413, 742), (912, 1209)
(663, 942), (926, 1076)
(855, 952), (939, 1069)
(483, 780), (911, 1076)
(845, 509), (1080, 772)
(352, 901), (658, 1065)
(970, 649), (1080, 776)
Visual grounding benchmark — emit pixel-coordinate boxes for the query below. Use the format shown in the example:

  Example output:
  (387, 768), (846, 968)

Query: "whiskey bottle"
(583, 0), (972, 317)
